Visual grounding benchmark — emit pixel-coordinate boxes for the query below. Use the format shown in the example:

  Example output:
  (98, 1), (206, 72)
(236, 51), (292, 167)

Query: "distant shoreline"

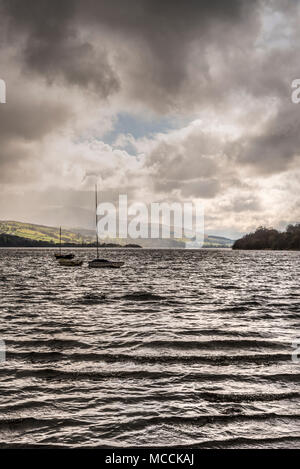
(0, 233), (142, 249)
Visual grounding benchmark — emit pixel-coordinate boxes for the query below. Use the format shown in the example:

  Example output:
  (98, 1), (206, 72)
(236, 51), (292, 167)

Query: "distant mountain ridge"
(0, 220), (234, 248)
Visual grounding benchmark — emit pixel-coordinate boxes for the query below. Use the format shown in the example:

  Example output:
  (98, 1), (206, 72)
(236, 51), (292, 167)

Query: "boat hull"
(58, 258), (83, 266)
(88, 260), (124, 268)
(55, 253), (74, 260)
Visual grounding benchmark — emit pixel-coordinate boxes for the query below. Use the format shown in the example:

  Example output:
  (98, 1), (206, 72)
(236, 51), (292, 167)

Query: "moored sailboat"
(88, 258), (124, 268)
(54, 227), (74, 259)
(88, 184), (124, 269)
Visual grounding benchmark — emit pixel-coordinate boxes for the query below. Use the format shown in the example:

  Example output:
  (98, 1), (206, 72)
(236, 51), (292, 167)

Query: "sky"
(0, 0), (300, 239)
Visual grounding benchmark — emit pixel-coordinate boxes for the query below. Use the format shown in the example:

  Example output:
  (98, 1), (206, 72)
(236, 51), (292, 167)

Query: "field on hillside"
(0, 221), (91, 244)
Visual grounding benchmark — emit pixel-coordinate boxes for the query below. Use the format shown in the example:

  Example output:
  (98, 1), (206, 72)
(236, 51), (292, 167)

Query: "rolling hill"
(0, 221), (92, 245)
(0, 220), (234, 248)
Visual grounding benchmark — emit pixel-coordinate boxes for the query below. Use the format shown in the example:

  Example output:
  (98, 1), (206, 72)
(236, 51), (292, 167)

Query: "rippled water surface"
(0, 248), (299, 448)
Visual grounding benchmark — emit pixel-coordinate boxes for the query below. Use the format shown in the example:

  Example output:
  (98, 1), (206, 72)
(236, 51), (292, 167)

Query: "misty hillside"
(0, 220), (233, 248)
(31, 206), (95, 231)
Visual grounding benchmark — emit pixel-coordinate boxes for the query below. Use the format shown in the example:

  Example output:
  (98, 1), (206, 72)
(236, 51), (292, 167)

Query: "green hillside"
(0, 220), (233, 248)
(0, 221), (92, 245)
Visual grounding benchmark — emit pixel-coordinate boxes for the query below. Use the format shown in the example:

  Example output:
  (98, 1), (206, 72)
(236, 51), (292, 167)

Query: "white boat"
(88, 184), (124, 269)
(58, 258), (83, 267)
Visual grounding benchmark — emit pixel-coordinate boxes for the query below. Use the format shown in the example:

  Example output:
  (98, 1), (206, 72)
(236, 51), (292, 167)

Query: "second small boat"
(58, 258), (83, 266)
(88, 259), (124, 268)
(54, 227), (74, 259)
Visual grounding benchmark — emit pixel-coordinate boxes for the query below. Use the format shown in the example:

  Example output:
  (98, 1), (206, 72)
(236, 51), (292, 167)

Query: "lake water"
(0, 248), (299, 448)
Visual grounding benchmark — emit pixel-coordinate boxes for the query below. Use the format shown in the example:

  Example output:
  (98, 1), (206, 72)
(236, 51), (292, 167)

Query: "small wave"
(15, 367), (177, 381)
(197, 391), (300, 402)
(8, 351), (65, 361)
(90, 413), (300, 434)
(219, 306), (250, 312)
(65, 351), (291, 365)
(6, 338), (89, 349)
(175, 329), (267, 338)
(14, 367), (250, 383)
(76, 293), (107, 305)
(265, 373), (300, 382)
(8, 351), (292, 366)
(98, 392), (300, 407)
(0, 400), (51, 412)
(1, 435), (299, 449)
(121, 291), (164, 301)
(172, 435), (300, 449)
(0, 416), (88, 430)
(142, 339), (287, 350)
(77, 391), (300, 405)
(10, 368), (300, 385)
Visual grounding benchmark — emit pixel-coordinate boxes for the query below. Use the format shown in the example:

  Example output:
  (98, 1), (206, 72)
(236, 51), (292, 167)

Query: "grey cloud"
(239, 103), (300, 174)
(180, 178), (221, 198)
(0, 0), (262, 105)
(148, 140), (219, 180)
(223, 195), (262, 213)
(0, 86), (73, 182)
(145, 127), (229, 198)
(25, 39), (120, 96)
(151, 177), (221, 199)
(1, 0), (297, 112)
(1, 0), (120, 96)
(0, 94), (72, 141)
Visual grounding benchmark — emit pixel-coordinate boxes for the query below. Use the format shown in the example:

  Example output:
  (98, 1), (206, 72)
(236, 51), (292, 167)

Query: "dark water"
(0, 248), (299, 448)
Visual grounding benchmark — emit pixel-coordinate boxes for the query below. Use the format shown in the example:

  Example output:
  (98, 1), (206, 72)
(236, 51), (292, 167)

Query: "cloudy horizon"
(1, 0), (300, 239)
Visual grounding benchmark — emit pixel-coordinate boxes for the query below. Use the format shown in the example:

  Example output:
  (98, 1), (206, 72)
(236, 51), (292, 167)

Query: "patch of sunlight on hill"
(0, 221), (90, 244)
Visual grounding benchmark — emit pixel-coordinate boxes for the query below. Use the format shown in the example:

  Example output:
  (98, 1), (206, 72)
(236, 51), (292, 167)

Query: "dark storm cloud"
(0, 0), (260, 99)
(76, 0), (259, 93)
(1, 0), (295, 116)
(0, 91), (72, 182)
(1, 0), (120, 96)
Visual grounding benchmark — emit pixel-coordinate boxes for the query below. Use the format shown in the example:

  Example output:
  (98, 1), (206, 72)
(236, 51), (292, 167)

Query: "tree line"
(232, 224), (300, 250)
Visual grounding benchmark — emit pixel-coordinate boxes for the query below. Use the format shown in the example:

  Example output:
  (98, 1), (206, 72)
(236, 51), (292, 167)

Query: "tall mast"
(95, 184), (99, 258)
(59, 226), (62, 255)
